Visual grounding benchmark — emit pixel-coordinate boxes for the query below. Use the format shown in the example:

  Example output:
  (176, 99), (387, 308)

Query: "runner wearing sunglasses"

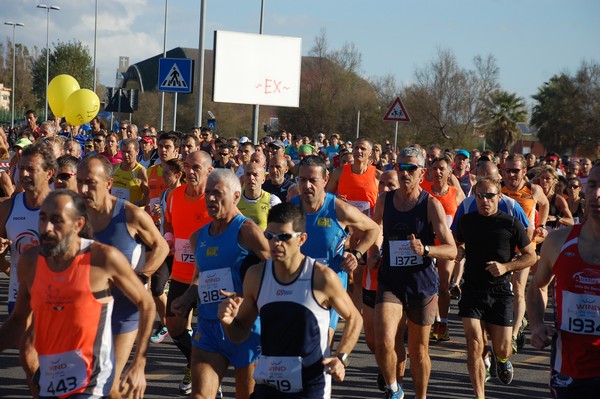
(501, 154), (550, 354)
(455, 177), (535, 396)
(219, 202), (363, 398)
(372, 146), (457, 399)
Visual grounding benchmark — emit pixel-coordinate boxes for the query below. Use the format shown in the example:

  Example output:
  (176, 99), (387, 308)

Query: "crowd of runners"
(0, 111), (598, 399)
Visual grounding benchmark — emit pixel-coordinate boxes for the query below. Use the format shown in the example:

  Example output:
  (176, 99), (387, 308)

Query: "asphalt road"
(0, 274), (554, 398)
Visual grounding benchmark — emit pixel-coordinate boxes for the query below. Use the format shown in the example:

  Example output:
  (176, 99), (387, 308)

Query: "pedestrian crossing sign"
(158, 58), (194, 93)
(383, 97), (410, 122)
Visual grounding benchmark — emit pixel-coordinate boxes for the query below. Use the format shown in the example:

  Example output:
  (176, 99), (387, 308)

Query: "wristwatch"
(348, 249), (363, 261)
(336, 353), (350, 368)
(423, 245), (431, 257)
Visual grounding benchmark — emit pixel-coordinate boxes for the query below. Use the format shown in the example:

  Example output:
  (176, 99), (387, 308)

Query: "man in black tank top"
(371, 147), (457, 399)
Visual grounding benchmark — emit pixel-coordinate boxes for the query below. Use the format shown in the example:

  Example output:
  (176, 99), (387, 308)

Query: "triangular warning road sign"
(384, 97), (410, 122)
(161, 64), (188, 89)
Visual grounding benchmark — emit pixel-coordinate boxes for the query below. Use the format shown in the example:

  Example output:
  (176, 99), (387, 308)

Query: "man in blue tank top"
(172, 169), (270, 399)
(77, 154), (169, 398)
(291, 156), (379, 345)
(218, 202), (363, 399)
(371, 147), (457, 399)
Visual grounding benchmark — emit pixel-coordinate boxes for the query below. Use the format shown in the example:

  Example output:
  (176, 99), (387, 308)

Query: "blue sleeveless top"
(291, 193), (348, 274)
(194, 214), (249, 320)
(94, 198), (144, 269)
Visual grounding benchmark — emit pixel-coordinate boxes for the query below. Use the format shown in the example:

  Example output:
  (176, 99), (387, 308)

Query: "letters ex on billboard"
(158, 58), (194, 93)
(212, 31), (302, 108)
(384, 97), (411, 122)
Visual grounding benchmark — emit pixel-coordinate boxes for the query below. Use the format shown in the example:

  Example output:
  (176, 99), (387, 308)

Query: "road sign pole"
(172, 92), (178, 131)
(394, 121), (398, 153)
(117, 88), (122, 126)
(251, 0), (265, 144)
(195, 0), (206, 128)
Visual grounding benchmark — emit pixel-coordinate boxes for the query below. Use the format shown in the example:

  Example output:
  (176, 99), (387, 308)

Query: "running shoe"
(216, 384), (223, 398)
(496, 359), (514, 385)
(383, 386), (404, 399)
(179, 367), (192, 395)
(150, 325), (170, 344)
(377, 371), (386, 392)
(485, 366), (491, 383)
(436, 323), (450, 341)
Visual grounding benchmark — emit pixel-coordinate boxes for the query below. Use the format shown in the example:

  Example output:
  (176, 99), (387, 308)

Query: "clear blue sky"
(4, 0), (599, 107)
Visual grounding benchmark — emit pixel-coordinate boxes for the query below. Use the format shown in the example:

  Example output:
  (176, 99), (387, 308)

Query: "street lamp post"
(93, 0), (98, 92)
(37, 4), (60, 121)
(4, 22), (25, 130)
(160, 0), (168, 131)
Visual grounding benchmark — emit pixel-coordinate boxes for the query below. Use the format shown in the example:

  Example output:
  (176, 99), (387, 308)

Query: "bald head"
(250, 151), (267, 167)
(476, 161), (501, 181)
(378, 170), (400, 193)
(187, 150), (213, 166)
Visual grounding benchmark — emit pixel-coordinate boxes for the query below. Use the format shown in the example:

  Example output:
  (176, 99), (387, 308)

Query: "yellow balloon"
(48, 74), (80, 118)
(64, 89), (100, 126)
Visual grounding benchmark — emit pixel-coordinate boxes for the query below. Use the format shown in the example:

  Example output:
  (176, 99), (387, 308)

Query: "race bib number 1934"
(560, 291), (600, 336)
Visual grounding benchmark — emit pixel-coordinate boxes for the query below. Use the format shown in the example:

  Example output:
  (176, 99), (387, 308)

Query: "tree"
(531, 61), (600, 155)
(277, 30), (380, 140)
(482, 90), (527, 152)
(404, 49), (499, 149)
(31, 40), (94, 110)
(0, 38), (37, 118)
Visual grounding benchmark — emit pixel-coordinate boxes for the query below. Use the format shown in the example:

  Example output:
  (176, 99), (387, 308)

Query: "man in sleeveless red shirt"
(0, 190), (155, 399)
(528, 163), (600, 399)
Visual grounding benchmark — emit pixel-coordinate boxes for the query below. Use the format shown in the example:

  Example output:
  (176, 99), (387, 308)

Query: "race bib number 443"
(39, 350), (88, 396)
(389, 240), (423, 267)
(560, 291), (600, 335)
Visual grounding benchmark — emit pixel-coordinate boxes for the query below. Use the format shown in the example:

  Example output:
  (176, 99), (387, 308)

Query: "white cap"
(239, 136), (250, 143)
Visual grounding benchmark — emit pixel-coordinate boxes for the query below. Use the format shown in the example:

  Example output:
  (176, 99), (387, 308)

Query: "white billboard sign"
(213, 30), (302, 107)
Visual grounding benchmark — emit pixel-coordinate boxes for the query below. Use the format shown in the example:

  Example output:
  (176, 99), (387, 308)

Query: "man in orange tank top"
(326, 136), (382, 311)
(528, 163), (600, 399)
(145, 131), (180, 348)
(163, 150), (213, 395)
(502, 153), (549, 353)
(425, 155), (465, 342)
(0, 190), (155, 399)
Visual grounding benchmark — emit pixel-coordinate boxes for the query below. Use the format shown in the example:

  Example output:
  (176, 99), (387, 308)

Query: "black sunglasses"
(264, 231), (302, 242)
(396, 163), (420, 172)
(93, 138), (103, 143)
(505, 168), (522, 175)
(567, 185), (580, 189)
(476, 192), (498, 199)
(56, 172), (76, 181)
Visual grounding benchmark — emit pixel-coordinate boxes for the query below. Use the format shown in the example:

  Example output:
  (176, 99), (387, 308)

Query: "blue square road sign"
(158, 58), (194, 93)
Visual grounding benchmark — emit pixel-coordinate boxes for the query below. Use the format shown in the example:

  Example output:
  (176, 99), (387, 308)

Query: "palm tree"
(483, 90), (527, 152)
